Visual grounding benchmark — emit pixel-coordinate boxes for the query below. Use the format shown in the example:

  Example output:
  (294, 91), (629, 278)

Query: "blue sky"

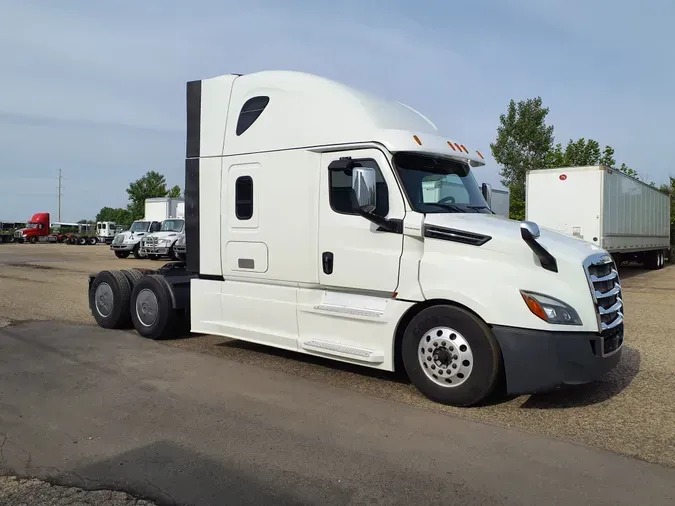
(1, 0), (673, 222)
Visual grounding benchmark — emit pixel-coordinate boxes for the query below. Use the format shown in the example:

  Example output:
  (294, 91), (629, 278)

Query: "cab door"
(317, 148), (405, 294)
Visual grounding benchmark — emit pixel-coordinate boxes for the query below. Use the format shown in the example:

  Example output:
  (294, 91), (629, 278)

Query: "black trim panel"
(185, 158), (200, 273)
(186, 80), (201, 158)
(423, 224), (491, 246)
(199, 274), (225, 282)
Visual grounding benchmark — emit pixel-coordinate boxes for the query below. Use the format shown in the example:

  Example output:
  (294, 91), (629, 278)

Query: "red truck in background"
(14, 213), (98, 245)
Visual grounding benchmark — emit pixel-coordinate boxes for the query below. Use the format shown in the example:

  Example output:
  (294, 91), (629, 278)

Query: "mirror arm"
(349, 191), (399, 233)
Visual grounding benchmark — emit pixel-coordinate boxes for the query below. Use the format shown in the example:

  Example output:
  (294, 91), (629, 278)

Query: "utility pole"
(58, 169), (63, 222)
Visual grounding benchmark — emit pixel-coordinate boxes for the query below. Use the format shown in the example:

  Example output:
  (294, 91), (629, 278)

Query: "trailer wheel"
(130, 274), (177, 340)
(401, 304), (503, 407)
(114, 251), (130, 259)
(89, 270), (133, 329)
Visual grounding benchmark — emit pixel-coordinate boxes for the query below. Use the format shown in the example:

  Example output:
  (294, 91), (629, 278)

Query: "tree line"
(489, 96), (675, 222)
(96, 171), (181, 228)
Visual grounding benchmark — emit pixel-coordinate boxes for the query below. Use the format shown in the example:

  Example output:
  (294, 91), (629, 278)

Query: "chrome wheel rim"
(418, 326), (474, 388)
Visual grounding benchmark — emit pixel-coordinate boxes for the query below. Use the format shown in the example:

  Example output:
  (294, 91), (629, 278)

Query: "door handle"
(322, 252), (334, 275)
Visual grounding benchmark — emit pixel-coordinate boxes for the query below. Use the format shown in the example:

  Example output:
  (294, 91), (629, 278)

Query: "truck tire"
(168, 245), (178, 261)
(115, 251), (130, 259)
(78, 237), (87, 245)
(29, 236), (37, 244)
(89, 270), (133, 329)
(401, 305), (503, 407)
(120, 268), (144, 290)
(148, 254), (160, 261)
(130, 274), (177, 340)
(132, 243), (145, 260)
(88, 236), (97, 245)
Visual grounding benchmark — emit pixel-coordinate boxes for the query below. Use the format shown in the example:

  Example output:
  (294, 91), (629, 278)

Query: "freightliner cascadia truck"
(87, 71), (624, 407)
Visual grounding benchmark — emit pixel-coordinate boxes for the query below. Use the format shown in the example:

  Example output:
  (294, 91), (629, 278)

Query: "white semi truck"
(88, 70), (623, 407)
(526, 166), (671, 269)
(110, 197), (184, 259)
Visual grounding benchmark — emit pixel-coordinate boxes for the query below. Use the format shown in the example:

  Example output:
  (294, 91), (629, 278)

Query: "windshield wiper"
(425, 203), (466, 213)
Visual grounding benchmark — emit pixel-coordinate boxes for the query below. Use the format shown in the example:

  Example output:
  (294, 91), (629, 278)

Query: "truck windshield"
(393, 152), (492, 214)
(26, 223), (38, 229)
(161, 220), (184, 232)
(130, 221), (150, 232)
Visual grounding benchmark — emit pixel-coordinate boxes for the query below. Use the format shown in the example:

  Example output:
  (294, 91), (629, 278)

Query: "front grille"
(583, 253), (624, 357)
(112, 235), (124, 245)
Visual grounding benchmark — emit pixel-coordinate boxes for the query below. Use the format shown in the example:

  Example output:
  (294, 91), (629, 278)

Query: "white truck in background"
(88, 70), (624, 407)
(526, 166), (671, 269)
(110, 197), (184, 259)
(479, 183), (510, 218)
(140, 199), (185, 261)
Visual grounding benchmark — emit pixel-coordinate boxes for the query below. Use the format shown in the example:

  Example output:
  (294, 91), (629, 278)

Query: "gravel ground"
(0, 476), (156, 506)
(1, 243), (674, 470)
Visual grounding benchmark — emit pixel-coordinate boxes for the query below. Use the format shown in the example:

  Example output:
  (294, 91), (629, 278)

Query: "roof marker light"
(454, 143), (462, 151)
(476, 151), (484, 159)
(413, 135), (422, 145)
(460, 144), (469, 154)
(447, 141), (457, 151)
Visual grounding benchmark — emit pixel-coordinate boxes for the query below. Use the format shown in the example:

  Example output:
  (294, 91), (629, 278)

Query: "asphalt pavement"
(1, 321), (674, 506)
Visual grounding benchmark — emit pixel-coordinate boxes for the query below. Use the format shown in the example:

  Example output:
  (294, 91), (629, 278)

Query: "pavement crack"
(0, 432), (6, 461)
(144, 478), (177, 506)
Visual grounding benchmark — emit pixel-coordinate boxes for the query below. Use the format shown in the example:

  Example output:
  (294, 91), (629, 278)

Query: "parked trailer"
(87, 70), (624, 408)
(526, 166), (671, 269)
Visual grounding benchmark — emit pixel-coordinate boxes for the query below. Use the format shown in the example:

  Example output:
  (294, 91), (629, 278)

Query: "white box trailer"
(488, 188), (509, 218)
(144, 197), (185, 222)
(526, 165), (670, 269)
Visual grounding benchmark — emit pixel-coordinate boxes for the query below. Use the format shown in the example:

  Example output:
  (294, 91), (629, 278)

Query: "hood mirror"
(520, 221), (540, 240)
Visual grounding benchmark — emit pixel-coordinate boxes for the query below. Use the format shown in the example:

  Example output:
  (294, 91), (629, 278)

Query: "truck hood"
(424, 213), (607, 262)
(144, 231), (181, 240)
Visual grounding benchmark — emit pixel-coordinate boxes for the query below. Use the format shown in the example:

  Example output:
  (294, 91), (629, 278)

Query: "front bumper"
(110, 243), (135, 252)
(492, 325), (623, 395)
(140, 245), (170, 255)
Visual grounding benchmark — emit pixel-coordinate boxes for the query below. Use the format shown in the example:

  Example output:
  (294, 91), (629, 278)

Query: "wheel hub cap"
(418, 326), (474, 388)
(135, 288), (158, 327)
(94, 282), (113, 317)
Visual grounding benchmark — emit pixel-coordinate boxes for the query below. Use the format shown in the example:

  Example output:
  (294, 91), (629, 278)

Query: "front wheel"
(132, 243), (145, 259)
(401, 305), (503, 407)
(114, 250), (130, 259)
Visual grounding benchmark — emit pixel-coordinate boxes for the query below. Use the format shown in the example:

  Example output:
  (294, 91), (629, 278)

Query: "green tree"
(544, 138), (616, 168)
(96, 207), (132, 228)
(125, 171), (182, 221)
(490, 97), (555, 220)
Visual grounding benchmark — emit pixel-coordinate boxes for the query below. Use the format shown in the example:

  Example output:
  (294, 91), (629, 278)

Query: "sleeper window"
(235, 176), (254, 220)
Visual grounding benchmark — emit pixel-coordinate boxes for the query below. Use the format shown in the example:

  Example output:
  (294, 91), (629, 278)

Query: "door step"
(301, 340), (384, 363)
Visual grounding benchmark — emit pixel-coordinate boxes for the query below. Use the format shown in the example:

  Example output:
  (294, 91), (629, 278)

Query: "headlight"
(519, 290), (582, 326)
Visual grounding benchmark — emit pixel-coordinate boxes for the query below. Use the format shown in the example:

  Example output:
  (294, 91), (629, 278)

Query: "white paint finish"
(526, 166), (670, 253)
(219, 280), (298, 350)
(397, 212), (425, 300)
(199, 74), (238, 157)
(318, 148), (405, 294)
(420, 213), (605, 332)
(220, 70), (485, 167)
(219, 149), (320, 284)
(296, 288), (413, 370)
(199, 156), (223, 276)
(225, 241), (269, 273)
(189, 278), (224, 335)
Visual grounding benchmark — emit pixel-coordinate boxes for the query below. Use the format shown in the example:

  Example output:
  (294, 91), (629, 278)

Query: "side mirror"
(481, 183), (492, 208)
(520, 221), (541, 240)
(351, 166), (377, 213)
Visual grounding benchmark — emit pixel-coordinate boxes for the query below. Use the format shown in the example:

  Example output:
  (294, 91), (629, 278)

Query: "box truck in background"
(480, 183), (510, 218)
(526, 166), (671, 269)
(144, 197), (184, 222)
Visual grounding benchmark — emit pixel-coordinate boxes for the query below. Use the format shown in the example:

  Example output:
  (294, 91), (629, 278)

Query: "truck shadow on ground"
(213, 340), (640, 410)
(58, 440), (351, 506)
